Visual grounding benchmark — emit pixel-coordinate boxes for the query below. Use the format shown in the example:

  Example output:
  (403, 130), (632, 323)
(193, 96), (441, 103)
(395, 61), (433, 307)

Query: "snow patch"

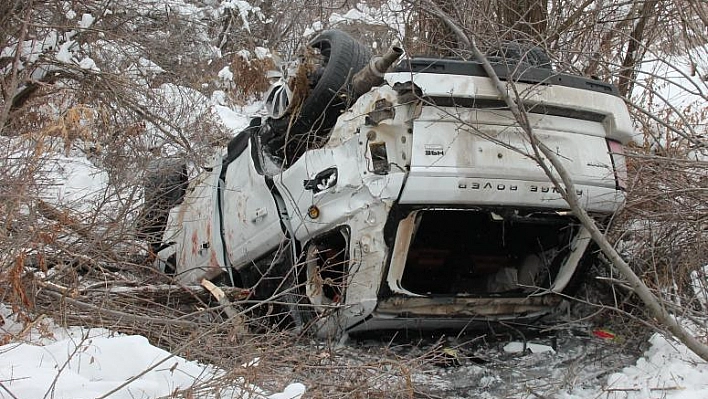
(237, 49), (251, 60)
(78, 56), (99, 71)
(56, 40), (76, 63)
(561, 331), (708, 399)
(0, 308), (307, 399)
(503, 342), (556, 354)
(213, 104), (250, 132)
(633, 46), (707, 160)
(268, 383), (306, 399)
(78, 13), (95, 29)
(0, 335), (301, 399)
(43, 155), (109, 213)
(218, 65), (234, 81)
(254, 46), (271, 60)
(303, 21), (324, 37)
(219, 0), (262, 33)
(327, 0), (407, 39)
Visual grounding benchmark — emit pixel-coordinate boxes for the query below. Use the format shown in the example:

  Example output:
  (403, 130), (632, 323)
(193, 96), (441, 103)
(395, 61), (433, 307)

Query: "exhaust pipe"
(351, 45), (404, 98)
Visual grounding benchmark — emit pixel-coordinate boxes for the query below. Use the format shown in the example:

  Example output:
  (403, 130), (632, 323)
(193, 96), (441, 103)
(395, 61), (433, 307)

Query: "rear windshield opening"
(400, 210), (578, 296)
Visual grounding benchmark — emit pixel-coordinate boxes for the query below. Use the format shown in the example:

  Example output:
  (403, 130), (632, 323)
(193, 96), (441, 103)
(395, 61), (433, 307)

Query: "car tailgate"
(398, 107), (625, 212)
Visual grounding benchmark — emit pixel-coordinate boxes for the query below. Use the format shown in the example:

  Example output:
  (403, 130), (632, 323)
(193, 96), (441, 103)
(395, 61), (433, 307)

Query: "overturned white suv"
(142, 30), (633, 337)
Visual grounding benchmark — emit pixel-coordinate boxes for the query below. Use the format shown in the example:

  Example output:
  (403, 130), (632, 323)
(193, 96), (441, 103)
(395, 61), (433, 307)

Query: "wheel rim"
(264, 81), (293, 119)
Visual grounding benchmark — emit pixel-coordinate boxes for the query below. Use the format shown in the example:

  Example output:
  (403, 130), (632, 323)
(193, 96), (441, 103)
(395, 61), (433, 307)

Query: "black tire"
(488, 42), (552, 70)
(270, 30), (372, 137)
(137, 158), (187, 252)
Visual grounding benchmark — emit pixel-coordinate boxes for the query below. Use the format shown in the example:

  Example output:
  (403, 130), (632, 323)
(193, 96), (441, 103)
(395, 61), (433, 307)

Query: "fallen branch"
(41, 288), (203, 328)
(201, 279), (247, 335)
(0, 382), (20, 399)
(36, 200), (93, 241)
(415, 1), (708, 362)
(482, 50), (708, 362)
(84, 282), (250, 299)
(603, 386), (683, 392)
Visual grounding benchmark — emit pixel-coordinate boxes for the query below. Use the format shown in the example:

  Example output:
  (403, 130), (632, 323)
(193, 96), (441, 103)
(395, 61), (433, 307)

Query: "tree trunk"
(497, 0), (548, 42)
(0, 0), (32, 136)
(618, 0), (657, 97)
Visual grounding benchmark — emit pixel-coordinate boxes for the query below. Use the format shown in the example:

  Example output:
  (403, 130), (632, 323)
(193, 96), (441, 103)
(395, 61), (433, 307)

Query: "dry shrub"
(610, 148), (707, 304)
(287, 46), (318, 116)
(6, 253), (33, 310)
(0, 126), (51, 313)
(230, 55), (275, 102)
(40, 105), (97, 155)
(4, 86), (73, 137)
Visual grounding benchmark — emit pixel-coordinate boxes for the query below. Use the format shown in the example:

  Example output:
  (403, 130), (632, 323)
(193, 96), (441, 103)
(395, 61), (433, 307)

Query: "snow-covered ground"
(563, 333), (708, 399)
(0, 304), (305, 399)
(3, 300), (708, 398)
(632, 48), (707, 160)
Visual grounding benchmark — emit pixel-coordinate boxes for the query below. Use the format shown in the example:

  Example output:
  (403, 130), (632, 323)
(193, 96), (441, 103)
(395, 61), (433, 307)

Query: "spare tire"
(269, 30), (372, 137)
(487, 42), (552, 70)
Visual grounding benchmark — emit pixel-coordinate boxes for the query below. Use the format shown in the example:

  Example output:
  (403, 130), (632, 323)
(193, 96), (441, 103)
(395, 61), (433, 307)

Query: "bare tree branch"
(618, 0), (657, 96)
(423, 3), (708, 362)
(414, 0), (471, 51)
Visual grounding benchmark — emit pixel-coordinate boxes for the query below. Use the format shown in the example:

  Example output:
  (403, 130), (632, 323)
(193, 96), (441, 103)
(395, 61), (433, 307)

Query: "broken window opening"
(305, 229), (350, 307)
(399, 209), (578, 296)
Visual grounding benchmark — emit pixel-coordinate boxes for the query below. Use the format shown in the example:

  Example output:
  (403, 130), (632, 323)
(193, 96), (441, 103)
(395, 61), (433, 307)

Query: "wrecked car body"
(146, 30), (633, 337)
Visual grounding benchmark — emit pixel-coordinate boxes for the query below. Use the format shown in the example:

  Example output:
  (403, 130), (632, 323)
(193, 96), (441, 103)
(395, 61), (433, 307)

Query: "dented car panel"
(154, 40), (633, 337)
(355, 296), (561, 333)
(384, 71), (634, 144)
(159, 154), (227, 282)
(222, 140), (285, 269)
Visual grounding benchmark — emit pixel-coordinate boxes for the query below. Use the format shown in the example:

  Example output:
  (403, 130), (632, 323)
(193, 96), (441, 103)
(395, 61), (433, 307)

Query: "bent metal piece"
(351, 45), (404, 98)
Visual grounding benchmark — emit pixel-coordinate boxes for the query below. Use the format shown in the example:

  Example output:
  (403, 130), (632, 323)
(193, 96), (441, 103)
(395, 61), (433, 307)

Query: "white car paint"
(156, 64), (633, 337)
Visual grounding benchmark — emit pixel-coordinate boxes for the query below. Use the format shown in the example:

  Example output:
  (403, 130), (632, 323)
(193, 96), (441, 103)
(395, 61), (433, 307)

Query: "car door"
(221, 138), (286, 269)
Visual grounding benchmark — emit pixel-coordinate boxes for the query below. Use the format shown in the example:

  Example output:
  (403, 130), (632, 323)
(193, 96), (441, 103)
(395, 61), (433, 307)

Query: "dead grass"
(231, 55), (275, 101)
